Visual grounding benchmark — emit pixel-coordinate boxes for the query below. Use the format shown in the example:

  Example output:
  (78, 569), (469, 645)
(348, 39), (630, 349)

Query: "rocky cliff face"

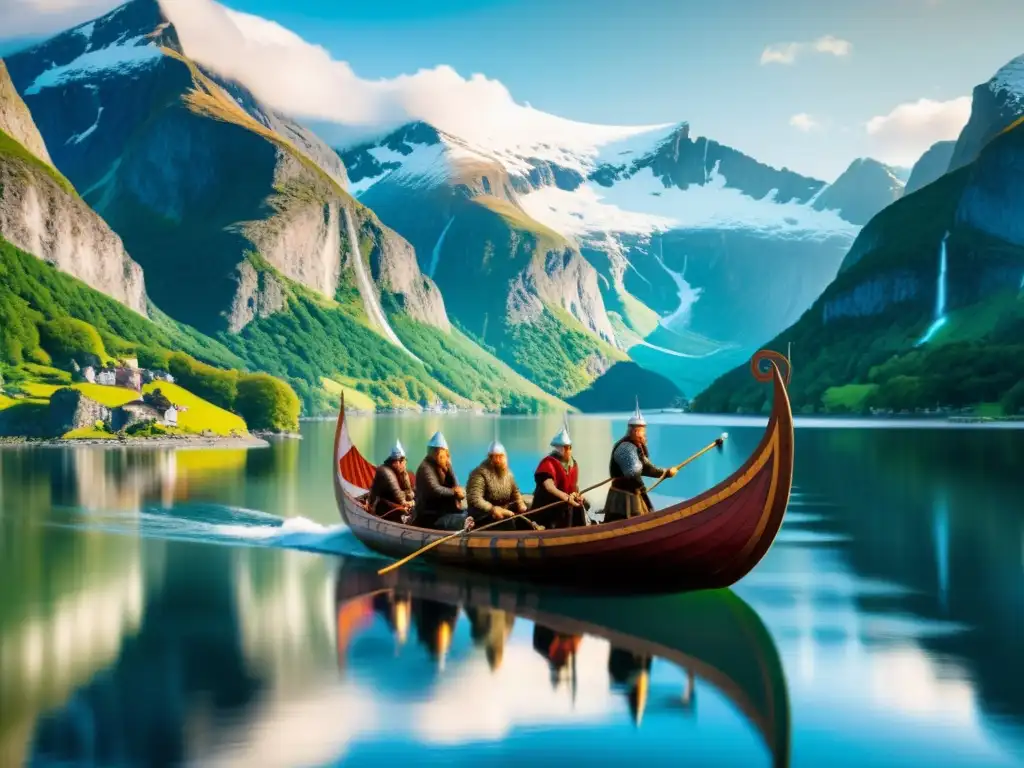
(337, 116), (882, 396)
(949, 55), (1024, 171)
(0, 60), (147, 315)
(5, 0), (446, 346)
(905, 140), (955, 194)
(0, 61), (51, 164)
(693, 104), (1024, 414)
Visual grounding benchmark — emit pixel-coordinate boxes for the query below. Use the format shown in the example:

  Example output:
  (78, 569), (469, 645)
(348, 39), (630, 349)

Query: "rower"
(466, 440), (531, 530)
(608, 647), (652, 727)
(367, 440), (415, 520)
(414, 432), (473, 531)
(412, 598), (460, 671)
(466, 607), (516, 671)
(533, 623), (583, 691)
(603, 400), (676, 524)
(530, 422), (588, 529)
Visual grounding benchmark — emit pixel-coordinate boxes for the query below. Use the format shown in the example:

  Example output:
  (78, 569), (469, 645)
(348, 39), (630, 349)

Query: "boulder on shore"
(48, 388), (110, 436)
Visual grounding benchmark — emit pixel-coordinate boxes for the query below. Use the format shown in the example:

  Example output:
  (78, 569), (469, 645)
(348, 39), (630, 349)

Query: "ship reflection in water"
(334, 558), (790, 767)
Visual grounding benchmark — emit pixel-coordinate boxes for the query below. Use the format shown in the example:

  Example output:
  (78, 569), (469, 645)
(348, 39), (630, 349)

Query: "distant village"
(70, 357), (186, 430)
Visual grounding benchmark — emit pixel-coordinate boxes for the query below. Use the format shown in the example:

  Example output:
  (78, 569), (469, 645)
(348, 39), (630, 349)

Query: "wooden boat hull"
(334, 349), (794, 595)
(333, 558), (791, 768)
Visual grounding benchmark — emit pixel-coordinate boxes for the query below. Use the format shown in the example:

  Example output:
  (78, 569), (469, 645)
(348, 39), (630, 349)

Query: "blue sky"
(5, 0), (1024, 179)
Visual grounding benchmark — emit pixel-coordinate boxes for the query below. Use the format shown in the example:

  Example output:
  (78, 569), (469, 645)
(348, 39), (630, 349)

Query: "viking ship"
(333, 558), (791, 768)
(334, 349), (794, 594)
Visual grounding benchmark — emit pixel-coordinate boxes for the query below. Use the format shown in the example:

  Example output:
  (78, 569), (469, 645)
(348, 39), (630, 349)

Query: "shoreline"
(0, 435), (270, 450)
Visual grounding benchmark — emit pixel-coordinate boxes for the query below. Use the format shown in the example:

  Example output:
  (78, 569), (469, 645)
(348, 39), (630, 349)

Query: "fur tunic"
(414, 456), (461, 523)
(466, 461), (525, 521)
(367, 462), (414, 517)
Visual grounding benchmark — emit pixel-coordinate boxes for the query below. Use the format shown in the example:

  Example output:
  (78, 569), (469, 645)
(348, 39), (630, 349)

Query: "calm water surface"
(1, 414), (1023, 767)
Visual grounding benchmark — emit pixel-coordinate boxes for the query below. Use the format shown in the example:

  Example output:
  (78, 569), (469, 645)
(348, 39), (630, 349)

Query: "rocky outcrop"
(357, 208), (450, 330)
(905, 140), (955, 194)
(822, 272), (922, 322)
(227, 260), (287, 333)
(955, 122), (1024, 248)
(812, 158), (904, 225)
(0, 62), (148, 315)
(523, 246), (616, 344)
(0, 60), (51, 165)
(48, 388), (110, 435)
(110, 401), (160, 431)
(0, 160), (149, 315)
(949, 55), (1024, 171)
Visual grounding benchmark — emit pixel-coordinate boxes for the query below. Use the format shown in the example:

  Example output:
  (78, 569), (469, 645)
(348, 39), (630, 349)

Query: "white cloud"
(789, 113), (819, 132)
(760, 42), (802, 65)
(865, 96), (972, 166)
(157, 0), (668, 154)
(760, 35), (853, 65)
(812, 35), (853, 57)
(2, 0), (120, 38)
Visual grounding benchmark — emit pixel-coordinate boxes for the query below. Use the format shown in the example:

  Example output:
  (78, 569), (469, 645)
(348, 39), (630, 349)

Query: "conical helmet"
(628, 396), (646, 427)
(427, 431), (448, 450)
(550, 425), (572, 447)
(389, 439), (406, 460)
(487, 440), (506, 456)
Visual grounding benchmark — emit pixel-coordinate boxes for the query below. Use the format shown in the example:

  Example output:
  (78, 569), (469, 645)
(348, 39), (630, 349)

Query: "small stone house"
(115, 367), (142, 392)
(110, 401), (161, 431)
(82, 366), (96, 384)
(96, 369), (116, 386)
(163, 406), (178, 427)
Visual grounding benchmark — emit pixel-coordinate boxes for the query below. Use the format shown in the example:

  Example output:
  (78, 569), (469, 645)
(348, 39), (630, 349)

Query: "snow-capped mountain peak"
(20, 1), (169, 97)
(990, 54), (1024, 106)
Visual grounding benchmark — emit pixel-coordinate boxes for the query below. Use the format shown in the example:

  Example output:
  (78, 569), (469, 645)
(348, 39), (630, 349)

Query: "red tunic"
(537, 455), (579, 495)
(531, 455), (581, 528)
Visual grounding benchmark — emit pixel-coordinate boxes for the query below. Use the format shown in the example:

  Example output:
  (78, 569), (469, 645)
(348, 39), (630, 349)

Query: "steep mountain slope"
(0, 234), (240, 371)
(340, 119), (871, 398)
(6, 0), (565, 413)
(905, 140), (956, 194)
(811, 157), (905, 225)
(693, 96), (1024, 416)
(0, 60), (147, 315)
(950, 55), (1024, 171)
(343, 123), (626, 397)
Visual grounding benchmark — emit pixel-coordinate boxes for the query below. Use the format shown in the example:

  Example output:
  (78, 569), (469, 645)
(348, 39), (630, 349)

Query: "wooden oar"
(376, 433), (728, 576)
(378, 479), (610, 573)
(646, 432), (728, 496)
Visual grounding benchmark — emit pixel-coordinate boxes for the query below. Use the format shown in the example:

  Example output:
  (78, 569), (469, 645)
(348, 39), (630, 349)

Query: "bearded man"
(414, 431), (472, 531)
(530, 424), (588, 529)
(465, 441), (532, 530)
(367, 440), (415, 519)
(603, 402), (676, 523)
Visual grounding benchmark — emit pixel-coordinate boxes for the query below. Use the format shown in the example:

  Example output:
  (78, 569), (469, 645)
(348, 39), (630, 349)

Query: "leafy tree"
(168, 353), (239, 411)
(235, 373), (300, 432)
(40, 317), (106, 366)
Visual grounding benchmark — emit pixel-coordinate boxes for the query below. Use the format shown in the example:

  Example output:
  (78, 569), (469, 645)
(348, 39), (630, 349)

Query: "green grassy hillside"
(692, 129), (1024, 417)
(428, 196), (626, 398)
(0, 237), (239, 369)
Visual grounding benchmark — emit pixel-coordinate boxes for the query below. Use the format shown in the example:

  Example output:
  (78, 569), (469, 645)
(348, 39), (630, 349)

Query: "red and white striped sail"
(334, 397), (376, 498)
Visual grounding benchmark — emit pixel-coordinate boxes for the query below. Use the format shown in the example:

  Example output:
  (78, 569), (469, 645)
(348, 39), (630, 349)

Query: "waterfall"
(342, 208), (421, 363)
(916, 231), (949, 346)
(429, 216), (455, 278)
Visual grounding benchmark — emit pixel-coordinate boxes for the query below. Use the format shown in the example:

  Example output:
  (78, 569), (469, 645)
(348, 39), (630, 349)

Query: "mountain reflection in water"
(333, 558), (790, 767)
(6, 419), (1024, 767)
